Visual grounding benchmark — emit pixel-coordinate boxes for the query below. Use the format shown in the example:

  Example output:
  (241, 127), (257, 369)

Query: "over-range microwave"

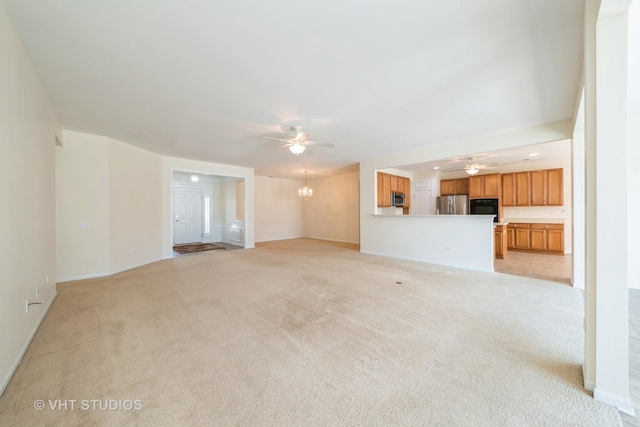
(391, 192), (405, 207)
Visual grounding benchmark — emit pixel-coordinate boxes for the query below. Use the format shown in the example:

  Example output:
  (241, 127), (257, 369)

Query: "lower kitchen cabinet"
(507, 223), (564, 254)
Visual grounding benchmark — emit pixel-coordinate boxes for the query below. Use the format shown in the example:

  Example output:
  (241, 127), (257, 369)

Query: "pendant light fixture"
(298, 171), (313, 199)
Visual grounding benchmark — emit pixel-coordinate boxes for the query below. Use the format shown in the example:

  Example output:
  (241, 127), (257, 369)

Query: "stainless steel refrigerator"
(436, 195), (469, 215)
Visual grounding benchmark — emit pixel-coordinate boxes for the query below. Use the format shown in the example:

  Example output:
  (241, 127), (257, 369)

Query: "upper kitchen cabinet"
(502, 172), (531, 206)
(377, 172), (391, 207)
(440, 178), (469, 196)
(377, 172), (411, 208)
(469, 173), (501, 199)
(530, 168), (563, 206)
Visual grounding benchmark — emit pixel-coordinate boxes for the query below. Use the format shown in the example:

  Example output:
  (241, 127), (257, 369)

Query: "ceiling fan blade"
(263, 136), (289, 142)
(306, 141), (334, 148)
(278, 143), (294, 149)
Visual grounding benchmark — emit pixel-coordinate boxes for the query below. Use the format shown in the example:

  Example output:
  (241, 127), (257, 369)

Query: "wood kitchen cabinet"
(377, 172), (391, 207)
(502, 172), (530, 206)
(531, 223), (564, 252)
(494, 224), (507, 259)
(440, 178), (469, 196)
(403, 177), (411, 208)
(530, 168), (563, 206)
(377, 172), (410, 208)
(507, 223), (564, 254)
(469, 173), (501, 199)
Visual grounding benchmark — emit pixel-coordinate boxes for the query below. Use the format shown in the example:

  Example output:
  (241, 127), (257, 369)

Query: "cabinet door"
(378, 173), (391, 207)
(547, 229), (564, 252)
(506, 228), (515, 249)
(377, 172), (384, 207)
(515, 172), (531, 206)
(390, 175), (398, 193)
(483, 174), (500, 198)
(530, 229), (547, 251)
(512, 224), (531, 249)
(441, 179), (456, 196)
(403, 178), (411, 207)
(396, 176), (405, 195)
(456, 178), (469, 195)
(530, 171), (547, 206)
(546, 168), (563, 206)
(469, 177), (483, 198)
(502, 174), (515, 206)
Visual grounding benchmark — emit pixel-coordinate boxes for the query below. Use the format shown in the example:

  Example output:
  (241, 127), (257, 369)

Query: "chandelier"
(298, 171), (313, 199)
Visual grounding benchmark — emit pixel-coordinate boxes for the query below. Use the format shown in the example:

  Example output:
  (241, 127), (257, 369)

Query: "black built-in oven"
(469, 198), (499, 222)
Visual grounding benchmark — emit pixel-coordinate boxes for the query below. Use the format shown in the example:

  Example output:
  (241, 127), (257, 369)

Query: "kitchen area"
(372, 140), (573, 284)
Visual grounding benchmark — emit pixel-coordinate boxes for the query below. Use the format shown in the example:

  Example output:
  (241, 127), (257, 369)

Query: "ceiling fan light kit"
(263, 126), (334, 156)
(466, 167), (480, 175)
(289, 144), (305, 155)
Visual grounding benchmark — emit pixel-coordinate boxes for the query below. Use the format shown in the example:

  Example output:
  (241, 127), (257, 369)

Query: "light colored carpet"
(0, 238), (623, 426)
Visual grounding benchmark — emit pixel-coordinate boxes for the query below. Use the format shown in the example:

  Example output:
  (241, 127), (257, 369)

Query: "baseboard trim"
(1, 291), (57, 397)
(255, 236), (304, 243)
(305, 236), (360, 245)
(629, 282), (640, 290)
(57, 258), (164, 283)
(57, 271), (110, 283)
(109, 258), (164, 276)
(360, 250), (493, 273)
(594, 388), (635, 416)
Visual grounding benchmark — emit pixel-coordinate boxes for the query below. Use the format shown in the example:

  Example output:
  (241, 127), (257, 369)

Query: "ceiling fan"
(445, 158), (498, 175)
(264, 126), (334, 155)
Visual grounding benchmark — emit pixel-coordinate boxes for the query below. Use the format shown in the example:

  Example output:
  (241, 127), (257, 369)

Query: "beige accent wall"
(303, 172), (360, 244)
(254, 176), (303, 242)
(108, 139), (163, 274)
(0, 1), (59, 394)
(56, 132), (110, 278)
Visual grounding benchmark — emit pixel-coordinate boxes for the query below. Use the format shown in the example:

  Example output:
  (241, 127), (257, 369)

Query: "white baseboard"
(109, 258), (163, 276)
(221, 238), (244, 246)
(57, 271), (109, 283)
(583, 365), (595, 391)
(1, 291), (57, 397)
(359, 250), (493, 273)
(304, 236), (360, 245)
(57, 258), (163, 283)
(594, 388), (635, 416)
(255, 236), (303, 243)
(629, 282), (640, 290)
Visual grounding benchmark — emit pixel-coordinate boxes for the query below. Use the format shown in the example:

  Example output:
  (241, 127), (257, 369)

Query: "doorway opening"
(171, 171), (245, 256)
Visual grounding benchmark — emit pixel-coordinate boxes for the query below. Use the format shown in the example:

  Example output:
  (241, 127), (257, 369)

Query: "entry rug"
(173, 243), (226, 254)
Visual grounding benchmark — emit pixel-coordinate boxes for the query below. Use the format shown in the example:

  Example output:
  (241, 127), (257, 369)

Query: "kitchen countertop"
(502, 218), (564, 224)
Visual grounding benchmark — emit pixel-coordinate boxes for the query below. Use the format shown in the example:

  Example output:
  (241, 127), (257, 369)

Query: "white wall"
(304, 172), (360, 244)
(0, 0), (59, 394)
(108, 139), (163, 274)
(56, 132), (110, 279)
(254, 176), (303, 242)
(629, 112), (640, 289)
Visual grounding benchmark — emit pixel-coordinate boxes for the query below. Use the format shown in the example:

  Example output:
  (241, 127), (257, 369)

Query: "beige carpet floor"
(0, 238), (623, 426)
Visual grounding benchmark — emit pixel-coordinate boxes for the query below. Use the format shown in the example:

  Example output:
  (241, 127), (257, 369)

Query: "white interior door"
(174, 191), (202, 245)
(415, 189), (433, 215)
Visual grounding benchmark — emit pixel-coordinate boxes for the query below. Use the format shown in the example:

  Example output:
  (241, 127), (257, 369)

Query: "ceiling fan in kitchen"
(263, 126), (334, 155)
(445, 158), (498, 175)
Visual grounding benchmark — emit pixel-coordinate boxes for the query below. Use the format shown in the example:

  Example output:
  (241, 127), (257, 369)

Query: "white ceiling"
(4, 0), (586, 179)
(395, 138), (572, 174)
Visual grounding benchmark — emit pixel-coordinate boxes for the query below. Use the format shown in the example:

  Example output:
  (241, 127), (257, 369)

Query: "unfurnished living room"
(1, 1), (639, 426)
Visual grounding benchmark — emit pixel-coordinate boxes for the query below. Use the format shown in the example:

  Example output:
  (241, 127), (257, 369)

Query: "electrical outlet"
(80, 222), (90, 229)
(46, 275), (49, 283)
